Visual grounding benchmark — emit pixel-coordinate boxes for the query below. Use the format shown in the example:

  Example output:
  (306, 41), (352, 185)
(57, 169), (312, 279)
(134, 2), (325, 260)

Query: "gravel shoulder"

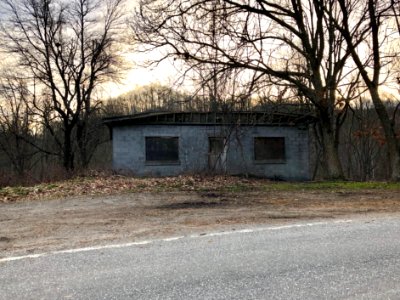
(1, 188), (400, 258)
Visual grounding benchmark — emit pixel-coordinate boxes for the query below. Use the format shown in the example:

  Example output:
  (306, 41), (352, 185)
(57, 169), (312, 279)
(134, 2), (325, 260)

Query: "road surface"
(1, 216), (399, 299)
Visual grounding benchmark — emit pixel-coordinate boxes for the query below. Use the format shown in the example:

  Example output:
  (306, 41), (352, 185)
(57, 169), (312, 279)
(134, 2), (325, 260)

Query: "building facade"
(104, 111), (313, 181)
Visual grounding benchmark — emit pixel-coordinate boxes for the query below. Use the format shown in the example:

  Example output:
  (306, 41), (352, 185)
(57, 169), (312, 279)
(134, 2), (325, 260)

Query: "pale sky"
(100, 0), (183, 99)
(101, 53), (179, 99)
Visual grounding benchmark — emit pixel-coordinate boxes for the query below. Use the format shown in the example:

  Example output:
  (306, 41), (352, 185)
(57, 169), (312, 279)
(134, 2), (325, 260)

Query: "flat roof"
(103, 110), (316, 127)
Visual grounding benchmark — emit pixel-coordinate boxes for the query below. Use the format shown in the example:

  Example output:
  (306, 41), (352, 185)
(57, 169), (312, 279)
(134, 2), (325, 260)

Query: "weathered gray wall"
(112, 125), (310, 180)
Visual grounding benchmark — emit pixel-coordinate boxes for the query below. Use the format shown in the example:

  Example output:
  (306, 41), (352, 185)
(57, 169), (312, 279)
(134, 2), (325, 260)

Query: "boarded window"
(145, 137), (179, 162)
(254, 137), (285, 161)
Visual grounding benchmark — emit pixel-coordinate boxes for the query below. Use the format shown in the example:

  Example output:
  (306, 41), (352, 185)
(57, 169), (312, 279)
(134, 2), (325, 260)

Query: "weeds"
(1, 174), (400, 203)
(261, 181), (400, 191)
(223, 183), (253, 192)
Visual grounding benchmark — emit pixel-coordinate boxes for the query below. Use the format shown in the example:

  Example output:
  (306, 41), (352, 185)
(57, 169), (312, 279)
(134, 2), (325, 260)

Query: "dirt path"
(1, 190), (400, 258)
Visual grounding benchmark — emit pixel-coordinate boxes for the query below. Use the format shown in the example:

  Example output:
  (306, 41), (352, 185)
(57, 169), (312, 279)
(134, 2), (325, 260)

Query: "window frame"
(145, 136), (180, 165)
(253, 136), (286, 164)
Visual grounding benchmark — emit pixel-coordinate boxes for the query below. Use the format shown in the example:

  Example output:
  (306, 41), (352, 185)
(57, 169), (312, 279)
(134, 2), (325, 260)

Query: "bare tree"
(0, 0), (125, 170)
(0, 74), (38, 176)
(336, 0), (400, 181)
(340, 99), (385, 180)
(131, 0), (362, 180)
(106, 83), (201, 113)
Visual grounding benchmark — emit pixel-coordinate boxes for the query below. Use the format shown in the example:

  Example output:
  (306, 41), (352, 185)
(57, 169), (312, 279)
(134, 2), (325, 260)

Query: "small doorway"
(208, 137), (227, 173)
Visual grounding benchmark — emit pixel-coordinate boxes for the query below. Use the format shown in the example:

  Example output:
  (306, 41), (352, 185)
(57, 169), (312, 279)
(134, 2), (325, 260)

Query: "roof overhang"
(103, 111), (316, 128)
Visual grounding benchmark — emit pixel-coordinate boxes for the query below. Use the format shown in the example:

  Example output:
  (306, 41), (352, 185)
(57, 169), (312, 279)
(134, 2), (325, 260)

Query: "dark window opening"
(208, 137), (226, 172)
(254, 137), (285, 161)
(145, 137), (179, 162)
(209, 137), (225, 155)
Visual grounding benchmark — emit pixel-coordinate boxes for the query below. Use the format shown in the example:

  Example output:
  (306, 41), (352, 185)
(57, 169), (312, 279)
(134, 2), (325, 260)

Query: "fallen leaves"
(0, 174), (268, 203)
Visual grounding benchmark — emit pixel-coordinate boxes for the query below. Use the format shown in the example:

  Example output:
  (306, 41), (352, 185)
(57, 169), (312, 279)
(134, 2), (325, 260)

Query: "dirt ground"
(1, 189), (400, 258)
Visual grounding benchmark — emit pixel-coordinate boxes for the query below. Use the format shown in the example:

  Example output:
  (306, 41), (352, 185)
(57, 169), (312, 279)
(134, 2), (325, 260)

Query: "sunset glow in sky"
(100, 0), (182, 98)
(102, 53), (178, 98)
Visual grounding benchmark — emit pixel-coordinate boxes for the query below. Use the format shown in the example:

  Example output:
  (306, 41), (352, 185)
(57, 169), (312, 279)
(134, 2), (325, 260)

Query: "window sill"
(145, 161), (181, 166)
(254, 159), (286, 164)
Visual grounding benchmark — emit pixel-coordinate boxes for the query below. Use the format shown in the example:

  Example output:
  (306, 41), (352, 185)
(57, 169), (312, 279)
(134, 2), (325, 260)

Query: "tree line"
(131, 0), (400, 181)
(0, 0), (399, 184)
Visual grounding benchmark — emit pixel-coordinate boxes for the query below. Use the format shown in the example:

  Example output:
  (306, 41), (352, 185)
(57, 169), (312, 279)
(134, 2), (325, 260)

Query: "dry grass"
(1, 173), (400, 203)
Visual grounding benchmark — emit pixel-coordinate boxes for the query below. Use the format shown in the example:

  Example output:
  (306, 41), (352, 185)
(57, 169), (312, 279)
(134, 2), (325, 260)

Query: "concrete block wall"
(226, 126), (310, 180)
(112, 124), (310, 181)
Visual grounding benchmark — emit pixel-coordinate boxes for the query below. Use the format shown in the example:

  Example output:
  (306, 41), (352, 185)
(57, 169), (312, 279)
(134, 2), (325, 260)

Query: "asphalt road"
(1, 216), (400, 300)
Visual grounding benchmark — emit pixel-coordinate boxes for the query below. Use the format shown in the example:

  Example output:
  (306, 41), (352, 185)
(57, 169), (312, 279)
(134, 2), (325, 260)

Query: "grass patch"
(260, 181), (400, 191)
(44, 184), (58, 190)
(13, 186), (30, 195)
(0, 186), (30, 199)
(223, 183), (254, 192)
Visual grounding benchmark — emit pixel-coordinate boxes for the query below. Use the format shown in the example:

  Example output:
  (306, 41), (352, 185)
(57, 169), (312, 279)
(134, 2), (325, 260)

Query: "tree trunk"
(318, 121), (345, 180)
(387, 140), (400, 181)
(76, 120), (89, 169)
(63, 129), (74, 171)
(369, 88), (400, 181)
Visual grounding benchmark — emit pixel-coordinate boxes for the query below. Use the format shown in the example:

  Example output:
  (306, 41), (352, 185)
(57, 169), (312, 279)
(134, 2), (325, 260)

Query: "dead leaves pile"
(0, 175), (268, 203)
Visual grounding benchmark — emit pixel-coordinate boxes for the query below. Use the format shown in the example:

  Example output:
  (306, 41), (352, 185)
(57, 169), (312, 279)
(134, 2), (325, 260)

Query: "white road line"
(0, 219), (353, 264)
(162, 236), (185, 242)
(0, 253), (46, 262)
(57, 240), (153, 254)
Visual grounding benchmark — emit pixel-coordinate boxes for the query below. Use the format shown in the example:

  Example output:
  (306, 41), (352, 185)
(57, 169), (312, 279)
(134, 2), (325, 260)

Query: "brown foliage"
(0, 173), (268, 203)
